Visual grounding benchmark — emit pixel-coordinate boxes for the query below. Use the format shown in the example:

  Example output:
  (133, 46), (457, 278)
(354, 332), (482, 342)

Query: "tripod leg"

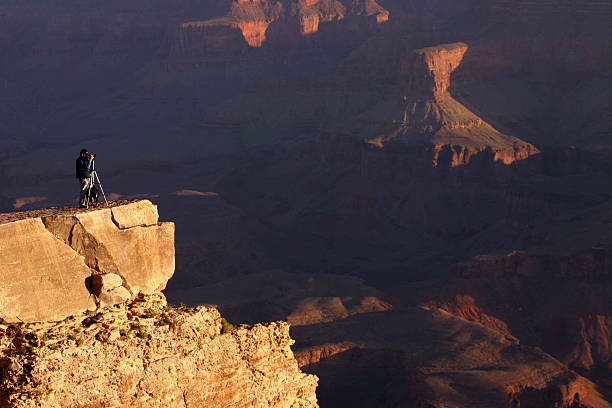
(94, 171), (109, 206)
(86, 176), (94, 208)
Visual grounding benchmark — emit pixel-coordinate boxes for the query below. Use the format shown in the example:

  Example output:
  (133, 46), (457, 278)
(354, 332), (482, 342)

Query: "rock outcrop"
(360, 42), (540, 166)
(0, 200), (174, 323)
(401, 43), (469, 99)
(0, 201), (319, 408)
(0, 294), (318, 408)
(179, 0), (389, 48)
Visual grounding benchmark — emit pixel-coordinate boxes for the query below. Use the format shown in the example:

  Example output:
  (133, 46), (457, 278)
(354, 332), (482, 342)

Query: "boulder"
(99, 286), (132, 308)
(91, 273), (132, 307)
(91, 273), (123, 295)
(110, 200), (159, 229)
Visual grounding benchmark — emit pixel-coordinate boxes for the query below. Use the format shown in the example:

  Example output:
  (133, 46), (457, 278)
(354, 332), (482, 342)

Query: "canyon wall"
(425, 248), (612, 372)
(176, 0), (389, 51)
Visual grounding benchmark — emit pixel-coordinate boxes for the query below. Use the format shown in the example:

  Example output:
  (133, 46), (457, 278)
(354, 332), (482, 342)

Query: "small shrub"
(135, 330), (150, 340)
(220, 318), (235, 334)
(6, 325), (21, 339)
(154, 316), (171, 327)
(40, 331), (52, 342)
(143, 310), (159, 319)
(48, 342), (62, 351)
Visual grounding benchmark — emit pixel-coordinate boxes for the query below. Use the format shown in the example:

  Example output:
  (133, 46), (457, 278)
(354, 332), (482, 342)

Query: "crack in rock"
(42, 215), (122, 278)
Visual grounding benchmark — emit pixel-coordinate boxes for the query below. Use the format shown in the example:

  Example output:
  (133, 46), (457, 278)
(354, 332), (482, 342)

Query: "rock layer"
(179, 0), (388, 48)
(360, 42), (540, 166)
(0, 294), (318, 408)
(401, 43), (469, 98)
(293, 308), (610, 408)
(0, 202), (319, 408)
(0, 200), (174, 323)
(425, 248), (612, 372)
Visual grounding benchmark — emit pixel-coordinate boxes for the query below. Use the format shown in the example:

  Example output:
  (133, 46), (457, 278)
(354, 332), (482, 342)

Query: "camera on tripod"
(81, 151), (107, 208)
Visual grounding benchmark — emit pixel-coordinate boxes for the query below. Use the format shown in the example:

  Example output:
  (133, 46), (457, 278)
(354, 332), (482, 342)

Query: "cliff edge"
(0, 201), (318, 408)
(0, 200), (174, 323)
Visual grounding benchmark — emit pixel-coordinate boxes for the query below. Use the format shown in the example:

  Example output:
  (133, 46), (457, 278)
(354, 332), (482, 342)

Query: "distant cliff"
(360, 42), (540, 166)
(0, 201), (318, 408)
(425, 248), (612, 373)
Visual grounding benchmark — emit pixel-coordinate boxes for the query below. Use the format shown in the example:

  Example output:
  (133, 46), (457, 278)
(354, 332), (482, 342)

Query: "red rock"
(425, 248), (612, 373)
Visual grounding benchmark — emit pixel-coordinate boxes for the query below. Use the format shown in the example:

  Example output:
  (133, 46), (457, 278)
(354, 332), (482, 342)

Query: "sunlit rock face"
(0, 201), (318, 408)
(0, 200), (174, 323)
(0, 295), (319, 408)
(177, 0), (388, 48)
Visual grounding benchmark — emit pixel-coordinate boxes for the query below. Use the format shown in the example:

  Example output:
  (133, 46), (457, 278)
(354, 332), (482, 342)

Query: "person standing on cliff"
(76, 148), (94, 208)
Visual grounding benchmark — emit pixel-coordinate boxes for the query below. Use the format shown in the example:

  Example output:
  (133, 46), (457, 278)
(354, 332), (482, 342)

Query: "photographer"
(76, 148), (94, 207)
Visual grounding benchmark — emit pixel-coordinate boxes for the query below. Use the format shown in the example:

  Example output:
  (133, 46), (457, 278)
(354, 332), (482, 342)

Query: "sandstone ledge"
(0, 200), (174, 323)
(0, 294), (319, 408)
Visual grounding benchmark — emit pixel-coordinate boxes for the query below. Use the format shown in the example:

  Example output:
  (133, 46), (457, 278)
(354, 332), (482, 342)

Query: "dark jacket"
(76, 156), (91, 179)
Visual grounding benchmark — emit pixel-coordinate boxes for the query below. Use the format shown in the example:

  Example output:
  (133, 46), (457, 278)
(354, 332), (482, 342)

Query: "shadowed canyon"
(1, 0), (612, 406)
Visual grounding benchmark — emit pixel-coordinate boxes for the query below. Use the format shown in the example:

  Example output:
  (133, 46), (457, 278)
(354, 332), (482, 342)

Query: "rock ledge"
(0, 200), (173, 323)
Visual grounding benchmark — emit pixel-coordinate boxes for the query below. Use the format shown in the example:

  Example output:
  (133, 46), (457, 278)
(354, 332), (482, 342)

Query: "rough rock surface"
(110, 200), (160, 229)
(425, 248), (612, 373)
(0, 218), (95, 323)
(0, 200), (174, 323)
(180, 0), (388, 48)
(292, 307), (610, 408)
(0, 294), (318, 408)
(0, 202), (318, 408)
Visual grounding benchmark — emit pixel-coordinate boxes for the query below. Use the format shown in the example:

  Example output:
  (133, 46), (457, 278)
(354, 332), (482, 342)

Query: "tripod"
(84, 159), (109, 208)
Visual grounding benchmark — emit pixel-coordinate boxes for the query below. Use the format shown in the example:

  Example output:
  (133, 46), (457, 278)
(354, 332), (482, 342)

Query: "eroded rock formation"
(179, 0), (388, 48)
(0, 200), (174, 323)
(0, 294), (318, 408)
(0, 201), (319, 408)
(360, 42), (540, 166)
(292, 308), (610, 408)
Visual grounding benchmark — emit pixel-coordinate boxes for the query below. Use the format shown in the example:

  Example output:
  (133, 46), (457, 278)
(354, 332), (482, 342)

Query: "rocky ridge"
(291, 307), (609, 408)
(180, 0), (388, 48)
